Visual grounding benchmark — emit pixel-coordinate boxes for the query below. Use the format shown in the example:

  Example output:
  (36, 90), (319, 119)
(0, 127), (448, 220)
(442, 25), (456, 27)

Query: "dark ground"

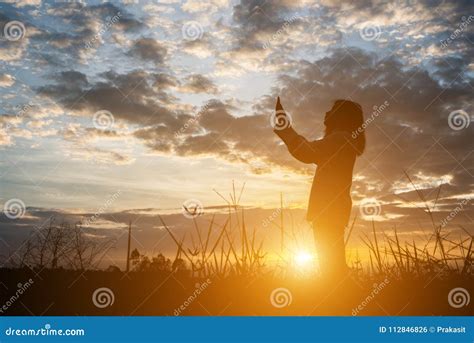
(0, 268), (472, 316)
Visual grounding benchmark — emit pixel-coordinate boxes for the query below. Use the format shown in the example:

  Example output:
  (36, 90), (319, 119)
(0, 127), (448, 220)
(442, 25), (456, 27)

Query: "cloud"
(53, 71), (89, 87)
(181, 35), (214, 58)
(128, 38), (168, 65)
(34, 41), (473, 206)
(31, 3), (144, 63)
(66, 146), (135, 165)
(38, 69), (184, 129)
(179, 47), (472, 205)
(232, 0), (295, 47)
(180, 74), (218, 94)
(2, 0), (473, 234)
(0, 128), (12, 146)
(27, 119), (52, 129)
(182, 0), (228, 14)
(0, 74), (15, 87)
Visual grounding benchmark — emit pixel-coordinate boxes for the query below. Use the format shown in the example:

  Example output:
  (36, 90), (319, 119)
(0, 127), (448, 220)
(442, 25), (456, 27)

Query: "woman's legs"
(313, 221), (348, 279)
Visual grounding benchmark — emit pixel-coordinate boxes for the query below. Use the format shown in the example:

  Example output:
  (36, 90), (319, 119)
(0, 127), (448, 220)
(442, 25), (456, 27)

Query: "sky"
(0, 0), (473, 265)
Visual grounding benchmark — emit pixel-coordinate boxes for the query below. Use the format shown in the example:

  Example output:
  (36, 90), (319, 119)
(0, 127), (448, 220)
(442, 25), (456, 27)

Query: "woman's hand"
(275, 96), (284, 112)
(273, 96), (292, 130)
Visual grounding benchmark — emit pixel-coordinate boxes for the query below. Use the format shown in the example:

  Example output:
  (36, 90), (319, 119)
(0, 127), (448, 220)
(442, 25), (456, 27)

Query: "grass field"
(1, 183), (472, 316)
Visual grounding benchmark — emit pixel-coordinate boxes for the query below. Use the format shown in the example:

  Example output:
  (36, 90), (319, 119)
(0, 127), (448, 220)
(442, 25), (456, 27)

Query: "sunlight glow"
(294, 250), (314, 268)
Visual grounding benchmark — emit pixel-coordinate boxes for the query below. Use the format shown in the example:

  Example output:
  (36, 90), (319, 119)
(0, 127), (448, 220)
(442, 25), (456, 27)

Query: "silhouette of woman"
(274, 97), (365, 279)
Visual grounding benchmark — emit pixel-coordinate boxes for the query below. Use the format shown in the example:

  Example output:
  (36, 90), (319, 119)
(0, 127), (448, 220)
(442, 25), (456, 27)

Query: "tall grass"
(359, 174), (473, 279)
(161, 179), (472, 280)
(160, 182), (267, 278)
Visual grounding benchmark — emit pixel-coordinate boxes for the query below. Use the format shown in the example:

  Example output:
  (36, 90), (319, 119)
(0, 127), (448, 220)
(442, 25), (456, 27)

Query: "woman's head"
(324, 99), (365, 155)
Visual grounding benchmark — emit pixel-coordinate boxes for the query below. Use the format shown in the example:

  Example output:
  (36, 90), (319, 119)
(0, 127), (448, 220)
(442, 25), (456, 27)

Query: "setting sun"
(294, 250), (315, 269)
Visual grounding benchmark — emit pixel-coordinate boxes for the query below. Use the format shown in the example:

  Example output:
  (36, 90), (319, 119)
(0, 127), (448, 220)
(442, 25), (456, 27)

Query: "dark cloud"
(152, 73), (179, 90)
(38, 44), (472, 203)
(181, 74), (218, 94)
(170, 47), (473, 203)
(128, 38), (168, 64)
(133, 125), (174, 153)
(181, 35), (215, 58)
(232, 0), (297, 49)
(30, 3), (144, 62)
(52, 71), (89, 88)
(38, 69), (184, 130)
(266, 48), (473, 197)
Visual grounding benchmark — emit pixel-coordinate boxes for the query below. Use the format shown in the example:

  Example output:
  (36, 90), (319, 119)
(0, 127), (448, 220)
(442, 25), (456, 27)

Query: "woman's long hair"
(324, 99), (365, 155)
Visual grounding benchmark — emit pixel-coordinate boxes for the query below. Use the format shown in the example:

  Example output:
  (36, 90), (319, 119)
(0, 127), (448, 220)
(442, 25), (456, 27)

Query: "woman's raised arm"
(273, 97), (333, 164)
